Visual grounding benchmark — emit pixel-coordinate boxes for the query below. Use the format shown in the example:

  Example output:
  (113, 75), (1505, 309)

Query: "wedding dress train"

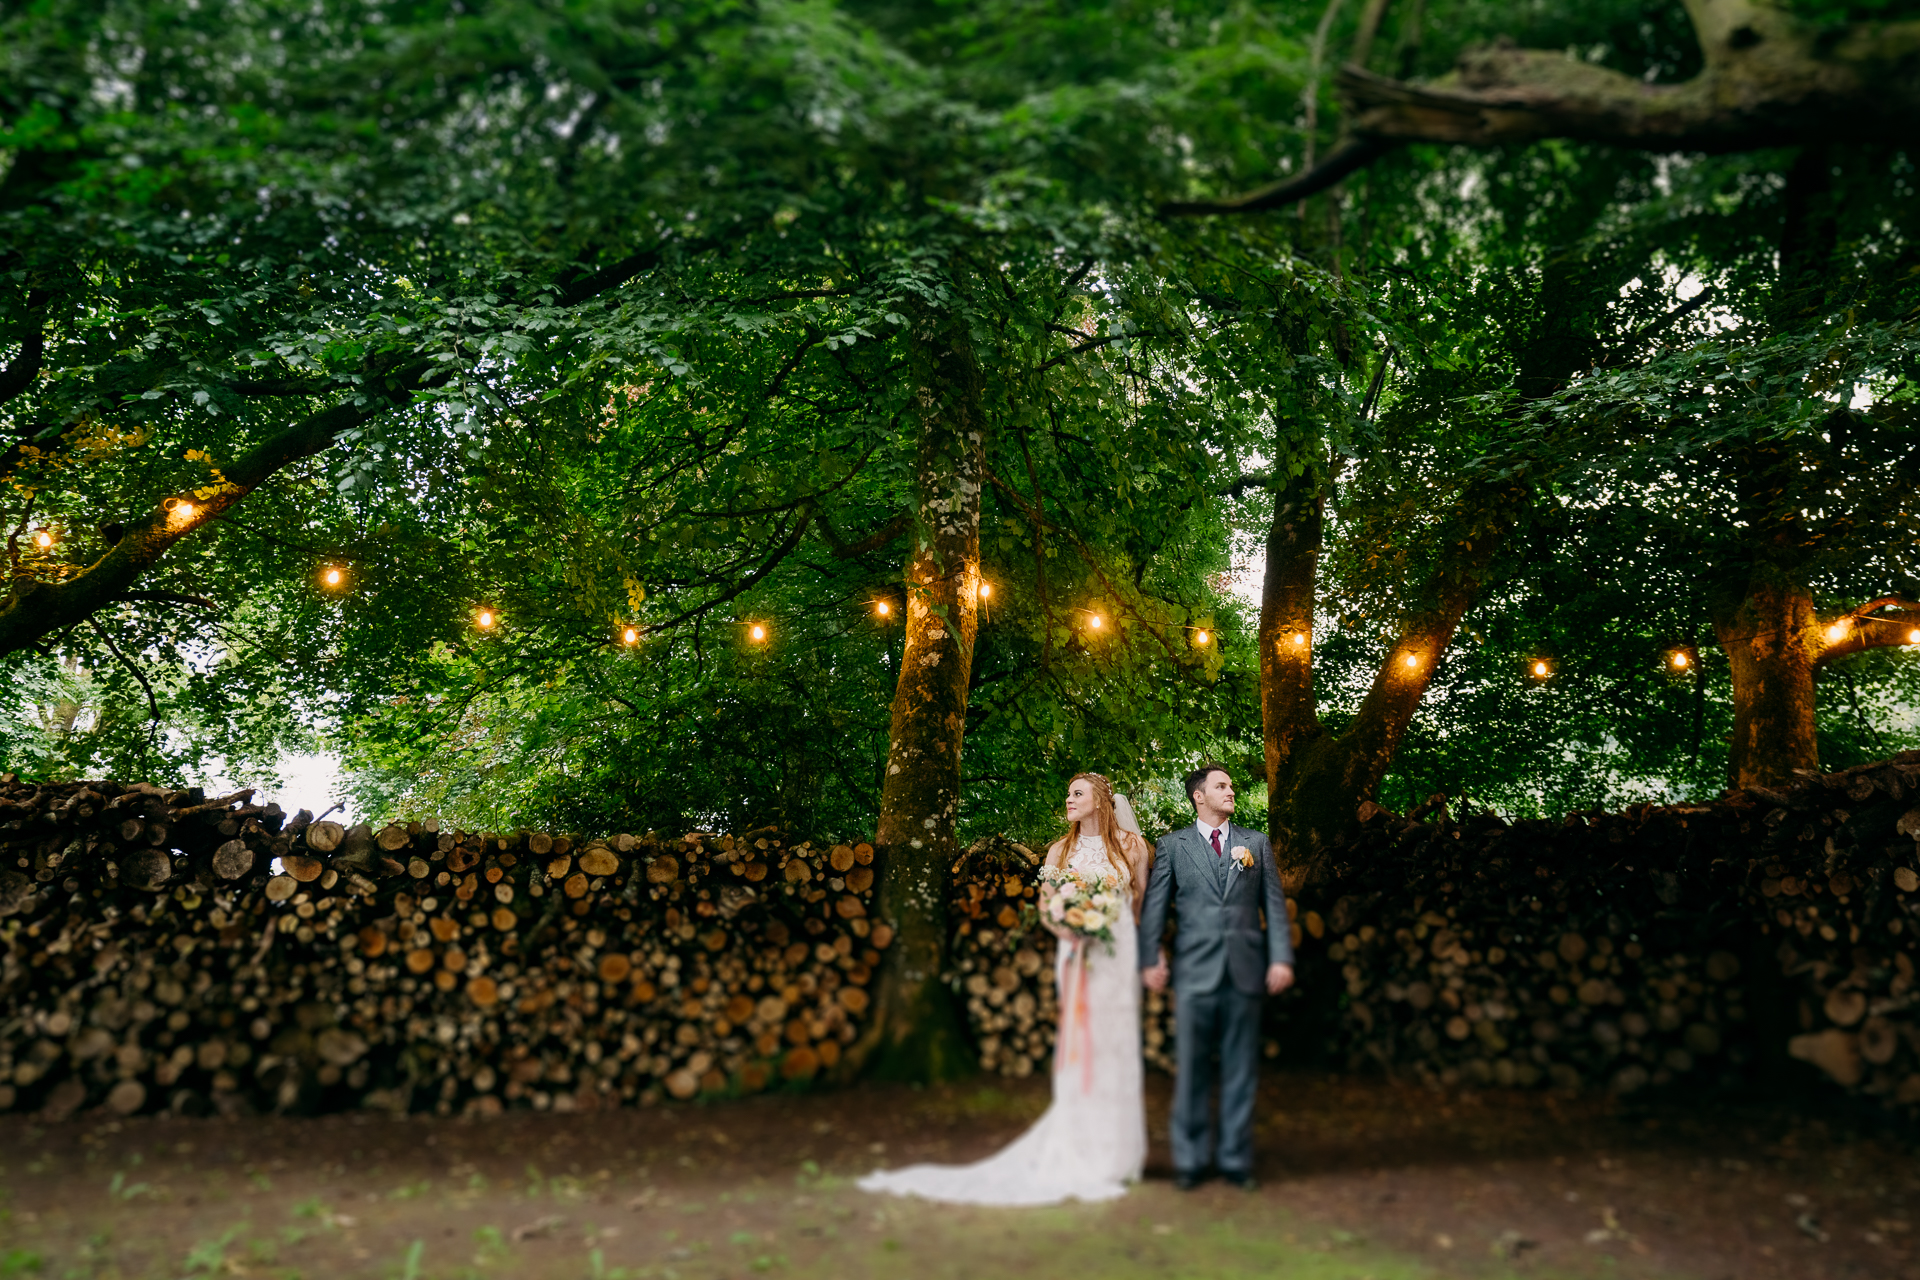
(858, 836), (1146, 1205)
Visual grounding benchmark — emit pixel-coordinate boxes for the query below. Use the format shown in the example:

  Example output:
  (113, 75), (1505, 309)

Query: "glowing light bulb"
(1195, 630), (1210, 646)
(750, 624), (766, 642)
(1825, 622), (1847, 643)
(175, 501), (196, 520)
(1910, 629), (1920, 645)
(32, 530), (52, 548)
(876, 601), (891, 617)
(1403, 654), (1419, 669)
(622, 627), (639, 645)
(978, 582), (992, 599)
(1089, 615), (1103, 630)
(1292, 632), (1306, 646)
(322, 567), (342, 587)
(1533, 660), (1549, 677)
(477, 610), (495, 629)
(1671, 651), (1690, 669)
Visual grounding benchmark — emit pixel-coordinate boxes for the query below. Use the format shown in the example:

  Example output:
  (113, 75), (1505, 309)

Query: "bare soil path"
(0, 1073), (1912, 1279)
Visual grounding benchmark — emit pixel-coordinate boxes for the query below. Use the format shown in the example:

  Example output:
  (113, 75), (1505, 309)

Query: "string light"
(476, 609), (496, 630)
(1292, 632), (1307, 646)
(1088, 615), (1104, 631)
(172, 499), (196, 521)
(1670, 651), (1691, 670)
(1910, 628), (1920, 645)
(1533, 660), (1551, 679)
(622, 626), (640, 646)
(1194, 629), (1210, 646)
(320, 566), (345, 589)
(875, 600), (891, 617)
(1825, 621), (1848, 643)
(1402, 653), (1419, 669)
(31, 530), (52, 549)
(749, 623), (767, 643)
(978, 582), (992, 599)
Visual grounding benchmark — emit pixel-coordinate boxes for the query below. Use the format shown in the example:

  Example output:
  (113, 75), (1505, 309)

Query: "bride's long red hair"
(1050, 772), (1135, 891)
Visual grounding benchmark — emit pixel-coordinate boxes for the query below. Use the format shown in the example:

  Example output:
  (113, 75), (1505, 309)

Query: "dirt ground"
(0, 1072), (1913, 1280)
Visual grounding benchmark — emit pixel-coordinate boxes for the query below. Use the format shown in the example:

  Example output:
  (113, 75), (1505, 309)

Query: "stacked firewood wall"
(1294, 752), (1920, 1114)
(0, 777), (890, 1118)
(8, 753), (1919, 1119)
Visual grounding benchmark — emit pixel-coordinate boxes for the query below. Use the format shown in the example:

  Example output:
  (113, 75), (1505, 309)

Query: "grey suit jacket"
(1136, 821), (1294, 996)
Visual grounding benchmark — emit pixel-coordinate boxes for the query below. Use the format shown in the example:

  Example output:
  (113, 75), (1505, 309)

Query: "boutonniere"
(1231, 845), (1254, 868)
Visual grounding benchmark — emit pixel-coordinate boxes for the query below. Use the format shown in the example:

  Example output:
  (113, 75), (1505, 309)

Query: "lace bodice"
(1070, 834), (1118, 881)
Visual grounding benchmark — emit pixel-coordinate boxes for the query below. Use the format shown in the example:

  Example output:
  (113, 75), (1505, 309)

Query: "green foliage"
(1, 0), (1914, 836)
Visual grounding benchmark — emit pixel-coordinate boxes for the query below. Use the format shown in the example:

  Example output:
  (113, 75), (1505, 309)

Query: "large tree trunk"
(1708, 146), (1835, 789)
(1273, 547), (1497, 881)
(1713, 577), (1821, 790)
(853, 315), (986, 1082)
(1258, 467), (1323, 803)
(1267, 484), (1515, 883)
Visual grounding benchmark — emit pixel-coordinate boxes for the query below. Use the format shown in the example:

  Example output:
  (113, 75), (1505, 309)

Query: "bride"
(859, 772), (1151, 1205)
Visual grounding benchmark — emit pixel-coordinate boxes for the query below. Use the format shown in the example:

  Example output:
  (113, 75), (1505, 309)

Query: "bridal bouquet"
(1036, 866), (1123, 951)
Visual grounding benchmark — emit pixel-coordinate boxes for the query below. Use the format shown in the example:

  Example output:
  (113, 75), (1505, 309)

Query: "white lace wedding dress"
(858, 835), (1146, 1205)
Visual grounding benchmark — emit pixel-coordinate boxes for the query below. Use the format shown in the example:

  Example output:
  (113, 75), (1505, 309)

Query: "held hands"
(1141, 952), (1170, 992)
(1142, 960), (1291, 993)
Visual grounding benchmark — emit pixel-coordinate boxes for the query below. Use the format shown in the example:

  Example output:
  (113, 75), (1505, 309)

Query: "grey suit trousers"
(1172, 983), (1262, 1174)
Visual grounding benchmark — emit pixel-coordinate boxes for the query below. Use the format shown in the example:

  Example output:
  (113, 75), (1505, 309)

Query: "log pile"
(1718, 756), (1920, 1109)
(1293, 753), (1920, 1114)
(9, 752), (1917, 1120)
(0, 776), (889, 1118)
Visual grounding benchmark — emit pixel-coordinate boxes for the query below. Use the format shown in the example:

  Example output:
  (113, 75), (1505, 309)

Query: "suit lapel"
(1222, 822), (1244, 893)
(1181, 825), (1219, 897)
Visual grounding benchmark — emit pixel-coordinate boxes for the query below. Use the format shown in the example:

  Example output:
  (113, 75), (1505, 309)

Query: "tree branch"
(1162, 139), (1397, 217)
(113, 590), (220, 611)
(1218, 471), (1279, 499)
(637, 514), (812, 638)
(1816, 607), (1920, 665)
(1168, 4), (1920, 217)
(87, 615), (160, 725)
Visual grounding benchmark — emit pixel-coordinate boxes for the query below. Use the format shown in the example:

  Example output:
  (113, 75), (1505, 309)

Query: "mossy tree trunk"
(1265, 485), (1516, 883)
(1714, 575), (1822, 789)
(853, 313), (986, 1082)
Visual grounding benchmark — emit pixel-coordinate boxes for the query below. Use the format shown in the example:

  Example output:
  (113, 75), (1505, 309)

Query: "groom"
(1139, 764), (1295, 1190)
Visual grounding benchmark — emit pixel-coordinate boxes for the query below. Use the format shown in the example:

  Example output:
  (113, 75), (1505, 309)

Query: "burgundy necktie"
(1210, 828), (1222, 857)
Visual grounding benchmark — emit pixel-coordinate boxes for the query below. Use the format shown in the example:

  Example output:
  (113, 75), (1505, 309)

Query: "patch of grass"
(0, 1249), (43, 1277)
(471, 1224), (508, 1265)
(107, 1171), (152, 1201)
(180, 1227), (241, 1276)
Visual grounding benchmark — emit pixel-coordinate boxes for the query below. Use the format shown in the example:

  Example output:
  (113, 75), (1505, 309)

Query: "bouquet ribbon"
(1058, 937), (1095, 1093)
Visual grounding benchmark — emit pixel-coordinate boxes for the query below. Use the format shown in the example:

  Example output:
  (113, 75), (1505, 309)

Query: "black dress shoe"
(1221, 1170), (1258, 1191)
(1173, 1169), (1208, 1191)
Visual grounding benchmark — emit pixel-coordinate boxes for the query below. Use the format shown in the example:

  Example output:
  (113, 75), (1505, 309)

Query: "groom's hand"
(1142, 962), (1169, 992)
(1265, 963), (1294, 995)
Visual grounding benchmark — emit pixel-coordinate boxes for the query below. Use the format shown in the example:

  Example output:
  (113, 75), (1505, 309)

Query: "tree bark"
(1274, 507), (1509, 881)
(1267, 483), (1517, 883)
(1259, 467), (1324, 805)
(1707, 146), (1836, 789)
(854, 314), (986, 1083)
(1714, 577), (1821, 789)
